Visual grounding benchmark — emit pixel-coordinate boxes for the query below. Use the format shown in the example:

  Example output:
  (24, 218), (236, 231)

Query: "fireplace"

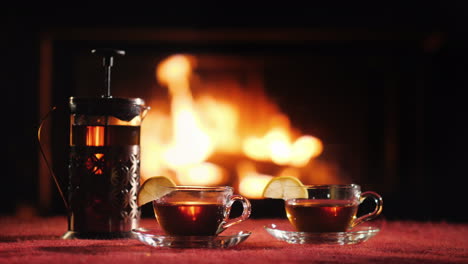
(38, 27), (405, 217)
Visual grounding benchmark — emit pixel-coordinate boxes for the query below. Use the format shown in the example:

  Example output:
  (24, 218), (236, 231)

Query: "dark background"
(4, 2), (468, 222)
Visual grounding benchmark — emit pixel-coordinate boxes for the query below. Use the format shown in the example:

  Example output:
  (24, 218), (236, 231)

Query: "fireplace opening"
(40, 28), (407, 219)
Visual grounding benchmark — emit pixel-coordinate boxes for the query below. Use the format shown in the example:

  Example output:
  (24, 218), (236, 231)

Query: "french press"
(40, 49), (149, 239)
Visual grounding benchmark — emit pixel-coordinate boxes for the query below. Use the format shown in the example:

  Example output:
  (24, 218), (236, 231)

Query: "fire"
(239, 174), (273, 199)
(141, 54), (324, 196)
(176, 162), (225, 186)
(157, 55), (214, 168)
(243, 126), (323, 167)
(291, 135), (323, 167)
(237, 161), (273, 199)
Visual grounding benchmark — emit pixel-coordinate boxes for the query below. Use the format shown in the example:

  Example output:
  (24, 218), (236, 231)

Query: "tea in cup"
(152, 186), (251, 236)
(284, 184), (383, 233)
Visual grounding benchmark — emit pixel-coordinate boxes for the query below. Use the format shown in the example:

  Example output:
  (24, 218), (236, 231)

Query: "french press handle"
(37, 107), (69, 210)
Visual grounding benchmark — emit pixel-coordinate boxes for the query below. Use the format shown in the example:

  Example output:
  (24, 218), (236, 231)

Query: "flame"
(176, 162), (225, 186)
(141, 54), (324, 192)
(290, 135), (323, 167)
(243, 129), (323, 167)
(157, 55), (214, 169)
(157, 55), (192, 92)
(197, 96), (240, 153)
(236, 161), (273, 198)
(238, 173), (273, 199)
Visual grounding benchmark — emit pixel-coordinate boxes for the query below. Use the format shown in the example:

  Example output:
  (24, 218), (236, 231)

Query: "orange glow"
(157, 54), (193, 92)
(325, 206), (338, 217)
(243, 137), (269, 160)
(141, 54), (324, 188)
(197, 96), (240, 154)
(243, 128), (323, 167)
(238, 173), (273, 199)
(176, 162), (225, 186)
(178, 205), (202, 221)
(86, 126), (104, 146)
(237, 161), (273, 198)
(290, 136), (323, 167)
(158, 55), (214, 170)
(85, 153), (105, 175)
(266, 128), (292, 165)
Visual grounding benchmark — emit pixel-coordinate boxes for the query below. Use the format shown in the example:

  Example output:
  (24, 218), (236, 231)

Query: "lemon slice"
(262, 176), (308, 200)
(137, 176), (176, 206)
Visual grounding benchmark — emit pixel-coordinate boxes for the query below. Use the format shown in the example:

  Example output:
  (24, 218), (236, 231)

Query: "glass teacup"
(152, 186), (251, 236)
(284, 184), (383, 233)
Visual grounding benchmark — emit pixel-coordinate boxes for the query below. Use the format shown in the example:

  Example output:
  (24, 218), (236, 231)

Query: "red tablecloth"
(0, 217), (467, 264)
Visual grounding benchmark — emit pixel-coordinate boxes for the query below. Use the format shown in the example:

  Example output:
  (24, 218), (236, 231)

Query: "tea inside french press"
(63, 49), (149, 239)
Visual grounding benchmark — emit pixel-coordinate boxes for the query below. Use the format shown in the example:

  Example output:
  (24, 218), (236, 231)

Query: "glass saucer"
(264, 223), (380, 245)
(132, 228), (251, 248)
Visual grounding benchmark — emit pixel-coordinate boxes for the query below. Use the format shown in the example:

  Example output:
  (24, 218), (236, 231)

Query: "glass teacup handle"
(351, 191), (383, 228)
(220, 195), (252, 232)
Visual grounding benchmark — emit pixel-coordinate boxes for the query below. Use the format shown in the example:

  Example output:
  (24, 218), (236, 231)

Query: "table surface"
(0, 217), (467, 264)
